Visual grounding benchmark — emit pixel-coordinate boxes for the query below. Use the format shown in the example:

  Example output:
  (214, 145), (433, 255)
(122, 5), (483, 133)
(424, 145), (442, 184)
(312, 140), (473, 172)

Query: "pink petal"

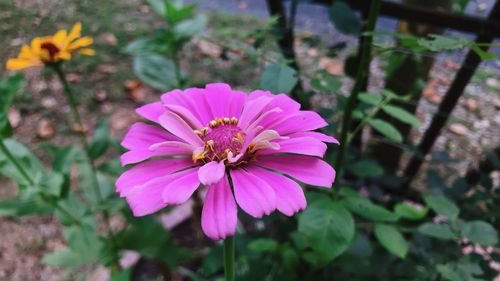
(121, 122), (177, 150)
(164, 104), (203, 129)
(255, 155), (335, 188)
(258, 137), (327, 157)
(230, 168), (276, 218)
(116, 158), (193, 197)
(162, 168), (200, 204)
(125, 178), (167, 216)
(238, 95), (273, 129)
(288, 131), (340, 144)
(246, 166), (306, 216)
(158, 112), (203, 146)
(136, 102), (165, 123)
(264, 111), (328, 136)
(198, 161), (225, 186)
(204, 83), (246, 119)
(162, 88), (213, 126)
(201, 175), (237, 240)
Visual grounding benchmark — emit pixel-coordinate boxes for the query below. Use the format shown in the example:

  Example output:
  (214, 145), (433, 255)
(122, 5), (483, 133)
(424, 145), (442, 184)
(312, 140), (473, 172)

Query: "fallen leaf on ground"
(41, 96), (57, 109)
(95, 89), (108, 102)
(66, 73), (82, 83)
(97, 64), (118, 74)
(37, 119), (55, 139)
(318, 57), (343, 75)
(195, 39), (222, 58)
(99, 32), (117, 46)
(464, 98), (478, 112)
(8, 108), (21, 128)
(449, 123), (469, 136)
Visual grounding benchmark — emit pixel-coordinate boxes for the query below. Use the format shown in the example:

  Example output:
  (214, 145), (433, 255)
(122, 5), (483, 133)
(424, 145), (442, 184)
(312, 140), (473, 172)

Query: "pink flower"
(116, 83), (338, 240)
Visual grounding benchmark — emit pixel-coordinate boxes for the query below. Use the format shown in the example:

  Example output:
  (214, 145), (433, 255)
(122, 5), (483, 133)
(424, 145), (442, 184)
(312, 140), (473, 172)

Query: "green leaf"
(329, 1), (362, 35)
(348, 159), (384, 178)
(418, 223), (456, 240)
(45, 144), (83, 175)
(123, 37), (169, 55)
(260, 64), (298, 94)
(88, 118), (111, 160)
(133, 55), (178, 91)
(470, 44), (498, 60)
(147, 0), (168, 17)
(368, 119), (403, 142)
(0, 198), (53, 216)
(358, 93), (382, 105)
(248, 238), (278, 253)
(424, 194), (459, 220)
(417, 34), (468, 52)
(110, 269), (132, 281)
(374, 224), (408, 259)
(338, 186), (360, 198)
(381, 105), (421, 127)
(298, 198), (355, 264)
(394, 202), (428, 220)
(38, 171), (64, 197)
(42, 248), (83, 268)
(0, 75), (25, 138)
(345, 197), (399, 222)
(437, 257), (485, 281)
(202, 245), (223, 276)
(165, 1), (196, 25)
(461, 221), (498, 246)
(310, 71), (341, 93)
(0, 139), (44, 185)
(174, 14), (207, 38)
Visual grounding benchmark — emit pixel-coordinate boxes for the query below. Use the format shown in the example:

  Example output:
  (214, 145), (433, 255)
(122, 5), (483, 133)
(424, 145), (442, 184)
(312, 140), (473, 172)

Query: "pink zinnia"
(116, 83), (337, 240)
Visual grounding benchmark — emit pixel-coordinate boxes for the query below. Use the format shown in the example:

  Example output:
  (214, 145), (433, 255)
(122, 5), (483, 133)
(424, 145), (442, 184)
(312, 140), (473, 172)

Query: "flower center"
(195, 117), (245, 163)
(40, 42), (60, 60)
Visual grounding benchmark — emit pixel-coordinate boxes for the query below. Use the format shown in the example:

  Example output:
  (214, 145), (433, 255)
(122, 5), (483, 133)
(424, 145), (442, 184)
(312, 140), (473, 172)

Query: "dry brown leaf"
(124, 80), (142, 91)
(196, 39), (222, 58)
(66, 73), (82, 83)
(95, 89), (108, 102)
(97, 64), (118, 74)
(465, 98), (478, 112)
(100, 32), (117, 46)
(318, 57), (343, 75)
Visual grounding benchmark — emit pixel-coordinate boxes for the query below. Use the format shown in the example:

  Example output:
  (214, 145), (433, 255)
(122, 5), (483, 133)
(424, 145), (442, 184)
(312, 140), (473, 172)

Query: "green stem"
(0, 140), (34, 186)
(347, 96), (392, 144)
(0, 139), (81, 225)
(223, 236), (235, 281)
(52, 64), (120, 267)
(334, 0), (382, 179)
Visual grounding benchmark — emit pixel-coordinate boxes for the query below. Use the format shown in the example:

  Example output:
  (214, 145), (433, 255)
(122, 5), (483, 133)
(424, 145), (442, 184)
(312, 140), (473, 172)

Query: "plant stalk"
(223, 236), (235, 281)
(52, 64), (120, 267)
(334, 0), (382, 179)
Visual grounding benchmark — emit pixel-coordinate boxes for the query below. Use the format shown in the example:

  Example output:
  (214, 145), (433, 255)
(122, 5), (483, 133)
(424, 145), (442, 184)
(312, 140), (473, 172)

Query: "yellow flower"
(6, 22), (95, 70)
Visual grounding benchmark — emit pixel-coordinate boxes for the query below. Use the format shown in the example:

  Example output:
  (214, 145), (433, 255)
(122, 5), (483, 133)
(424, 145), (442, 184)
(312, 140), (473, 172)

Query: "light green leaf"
(381, 105), (421, 127)
(123, 37), (169, 55)
(0, 75), (25, 138)
(42, 248), (83, 268)
(394, 202), (428, 220)
(345, 197), (399, 222)
(133, 55), (178, 91)
(418, 223), (456, 240)
(461, 221), (498, 246)
(174, 14), (207, 38)
(374, 224), (408, 259)
(358, 93), (382, 105)
(368, 119), (403, 142)
(310, 71), (341, 93)
(260, 64), (298, 94)
(0, 198), (53, 216)
(424, 194), (459, 220)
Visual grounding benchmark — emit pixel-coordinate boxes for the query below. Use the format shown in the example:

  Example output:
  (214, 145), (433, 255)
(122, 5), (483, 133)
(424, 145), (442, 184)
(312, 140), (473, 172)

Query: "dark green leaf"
(418, 223), (456, 240)
(202, 245), (223, 276)
(248, 238), (278, 253)
(470, 44), (497, 60)
(329, 2), (362, 35)
(348, 159), (384, 178)
(345, 197), (399, 222)
(424, 194), (459, 220)
(374, 224), (408, 259)
(394, 202), (428, 220)
(133, 55), (178, 91)
(110, 269), (132, 281)
(88, 118), (111, 160)
(0, 198), (53, 216)
(0, 75), (25, 138)
(381, 105), (421, 127)
(260, 64), (298, 94)
(165, 1), (196, 25)
(368, 119), (403, 142)
(298, 198), (355, 264)
(0, 139), (44, 185)
(461, 221), (498, 246)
